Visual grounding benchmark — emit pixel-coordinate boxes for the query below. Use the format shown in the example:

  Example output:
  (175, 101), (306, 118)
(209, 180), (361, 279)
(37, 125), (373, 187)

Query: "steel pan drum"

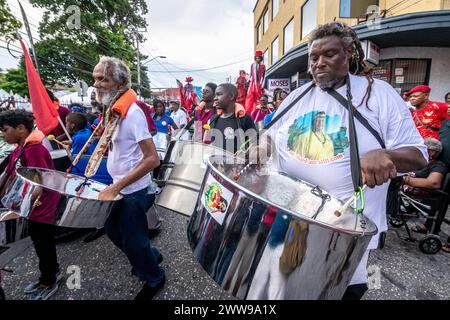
(156, 142), (241, 216)
(0, 209), (28, 245)
(0, 167), (122, 228)
(187, 155), (377, 300)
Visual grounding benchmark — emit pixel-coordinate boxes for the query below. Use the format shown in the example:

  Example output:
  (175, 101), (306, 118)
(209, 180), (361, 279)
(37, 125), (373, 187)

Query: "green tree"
(0, 0), (22, 40)
(29, 0), (151, 97)
(0, 59), (29, 97)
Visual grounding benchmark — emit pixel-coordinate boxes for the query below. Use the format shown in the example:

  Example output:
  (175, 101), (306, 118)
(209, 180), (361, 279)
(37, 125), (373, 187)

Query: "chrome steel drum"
(0, 167), (122, 228)
(156, 142), (240, 216)
(0, 209), (28, 245)
(187, 155), (377, 300)
(155, 139), (186, 186)
(50, 149), (71, 172)
(154, 133), (169, 161)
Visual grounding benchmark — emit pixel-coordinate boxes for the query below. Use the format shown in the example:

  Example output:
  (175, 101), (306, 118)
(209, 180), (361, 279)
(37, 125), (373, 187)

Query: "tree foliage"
(0, 59), (29, 97)
(0, 0), (22, 40)
(29, 0), (151, 97)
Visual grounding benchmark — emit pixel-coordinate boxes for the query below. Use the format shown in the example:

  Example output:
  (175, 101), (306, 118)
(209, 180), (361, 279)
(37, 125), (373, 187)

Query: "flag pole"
(18, 1), (39, 75)
(57, 114), (72, 142)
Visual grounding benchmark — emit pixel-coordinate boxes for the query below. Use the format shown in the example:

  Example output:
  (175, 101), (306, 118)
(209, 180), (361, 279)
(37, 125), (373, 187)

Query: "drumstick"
(48, 135), (73, 161)
(334, 185), (367, 217)
(71, 117), (104, 168)
(48, 135), (67, 148)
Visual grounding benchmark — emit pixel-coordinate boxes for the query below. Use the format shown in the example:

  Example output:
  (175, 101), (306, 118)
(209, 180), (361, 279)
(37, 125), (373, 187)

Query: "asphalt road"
(1, 207), (449, 300)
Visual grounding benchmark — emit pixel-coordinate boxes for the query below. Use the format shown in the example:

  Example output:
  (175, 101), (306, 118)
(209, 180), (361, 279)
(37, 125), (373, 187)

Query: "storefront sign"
(267, 78), (291, 93)
(362, 40), (380, 65)
(395, 68), (404, 76)
(372, 66), (391, 83)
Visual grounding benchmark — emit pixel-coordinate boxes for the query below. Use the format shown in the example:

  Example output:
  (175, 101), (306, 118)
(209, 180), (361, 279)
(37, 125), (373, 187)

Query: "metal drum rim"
(15, 167), (123, 202)
(206, 155), (378, 237)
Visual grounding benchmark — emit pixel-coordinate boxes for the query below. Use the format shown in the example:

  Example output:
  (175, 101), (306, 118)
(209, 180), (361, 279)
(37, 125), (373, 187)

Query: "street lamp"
(143, 56), (167, 65)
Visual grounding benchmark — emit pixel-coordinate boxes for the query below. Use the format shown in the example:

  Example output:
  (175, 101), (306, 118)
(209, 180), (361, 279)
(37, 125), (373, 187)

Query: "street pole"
(135, 31), (141, 99)
(18, 1), (40, 75)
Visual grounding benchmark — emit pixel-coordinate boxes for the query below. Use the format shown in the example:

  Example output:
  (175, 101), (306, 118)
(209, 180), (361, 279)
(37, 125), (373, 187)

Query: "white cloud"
(1, 0), (257, 90)
(142, 0), (256, 88)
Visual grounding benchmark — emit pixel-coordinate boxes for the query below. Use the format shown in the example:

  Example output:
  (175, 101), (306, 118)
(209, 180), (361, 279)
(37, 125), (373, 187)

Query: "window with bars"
(372, 59), (431, 94)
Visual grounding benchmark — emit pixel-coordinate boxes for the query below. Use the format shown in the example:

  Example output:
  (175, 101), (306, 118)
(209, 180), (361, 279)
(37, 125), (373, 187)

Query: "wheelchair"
(387, 173), (450, 255)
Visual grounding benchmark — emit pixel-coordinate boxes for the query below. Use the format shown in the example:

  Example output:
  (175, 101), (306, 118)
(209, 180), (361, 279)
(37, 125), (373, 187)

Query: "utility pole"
(135, 31), (141, 99)
(18, 1), (39, 75)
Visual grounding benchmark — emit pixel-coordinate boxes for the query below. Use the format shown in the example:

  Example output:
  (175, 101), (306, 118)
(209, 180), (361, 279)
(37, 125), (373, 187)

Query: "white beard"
(96, 90), (116, 107)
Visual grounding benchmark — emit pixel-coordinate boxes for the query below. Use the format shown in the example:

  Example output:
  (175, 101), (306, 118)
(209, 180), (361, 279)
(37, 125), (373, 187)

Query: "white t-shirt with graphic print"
(107, 103), (153, 195)
(267, 74), (427, 250)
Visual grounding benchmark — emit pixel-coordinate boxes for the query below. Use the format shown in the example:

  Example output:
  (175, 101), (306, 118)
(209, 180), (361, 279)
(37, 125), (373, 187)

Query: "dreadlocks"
(308, 22), (374, 108)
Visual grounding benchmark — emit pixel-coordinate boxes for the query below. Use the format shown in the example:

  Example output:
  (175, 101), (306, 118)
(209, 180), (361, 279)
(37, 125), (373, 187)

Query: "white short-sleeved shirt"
(267, 74), (427, 249)
(171, 109), (190, 140)
(107, 103), (153, 195)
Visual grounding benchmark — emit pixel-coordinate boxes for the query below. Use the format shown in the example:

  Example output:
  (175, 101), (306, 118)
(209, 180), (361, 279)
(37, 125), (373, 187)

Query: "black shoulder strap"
(3, 145), (27, 177)
(263, 82), (316, 131)
(326, 89), (386, 149)
(414, 112), (440, 132)
(210, 114), (220, 128)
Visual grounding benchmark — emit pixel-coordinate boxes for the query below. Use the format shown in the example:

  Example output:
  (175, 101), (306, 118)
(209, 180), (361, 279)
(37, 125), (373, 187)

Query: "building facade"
(254, 0), (450, 101)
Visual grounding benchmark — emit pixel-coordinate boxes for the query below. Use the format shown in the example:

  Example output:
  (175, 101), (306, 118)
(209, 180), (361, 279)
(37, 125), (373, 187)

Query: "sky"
(1, 0), (256, 90)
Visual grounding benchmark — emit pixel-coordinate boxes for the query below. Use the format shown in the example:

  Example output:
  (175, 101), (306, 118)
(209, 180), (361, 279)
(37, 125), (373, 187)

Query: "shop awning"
(266, 10), (450, 79)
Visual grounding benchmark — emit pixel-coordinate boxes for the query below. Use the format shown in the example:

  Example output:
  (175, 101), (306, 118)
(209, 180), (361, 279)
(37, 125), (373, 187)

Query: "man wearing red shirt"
(250, 94), (274, 124)
(408, 85), (450, 140)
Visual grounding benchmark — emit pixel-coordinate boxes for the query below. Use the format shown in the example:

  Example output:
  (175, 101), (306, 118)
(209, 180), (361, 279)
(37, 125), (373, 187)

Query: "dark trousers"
(105, 188), (165, 287)
(28, 220), (59, 286)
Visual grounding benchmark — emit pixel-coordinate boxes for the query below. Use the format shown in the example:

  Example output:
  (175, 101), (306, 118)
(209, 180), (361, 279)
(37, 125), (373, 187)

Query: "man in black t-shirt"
(403, 138), (448, 190)
(402, 138), (449, 234)
(210, 83), (257, 154)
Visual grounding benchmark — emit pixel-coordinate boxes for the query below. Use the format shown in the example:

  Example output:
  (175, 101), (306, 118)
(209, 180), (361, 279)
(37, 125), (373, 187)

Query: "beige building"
(254, 0), (450, 100)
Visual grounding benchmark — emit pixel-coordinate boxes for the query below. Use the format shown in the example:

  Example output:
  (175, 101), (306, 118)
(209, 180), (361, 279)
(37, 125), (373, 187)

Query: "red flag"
(18, 38), (59, 135)
(176, 79), (185, 107)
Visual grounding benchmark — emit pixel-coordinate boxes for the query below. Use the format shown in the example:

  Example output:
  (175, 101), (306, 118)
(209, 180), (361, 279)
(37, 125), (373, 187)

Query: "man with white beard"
(92, 57), (166, 300)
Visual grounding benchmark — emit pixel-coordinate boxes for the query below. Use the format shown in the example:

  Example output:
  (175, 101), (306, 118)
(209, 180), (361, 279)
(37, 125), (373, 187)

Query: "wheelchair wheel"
(418, 235), (442, 255)
(389, 216), (404, 228)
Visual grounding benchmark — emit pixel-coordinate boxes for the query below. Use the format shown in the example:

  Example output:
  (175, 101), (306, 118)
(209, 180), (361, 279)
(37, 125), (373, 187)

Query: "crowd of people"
(0, 21), (450, 301)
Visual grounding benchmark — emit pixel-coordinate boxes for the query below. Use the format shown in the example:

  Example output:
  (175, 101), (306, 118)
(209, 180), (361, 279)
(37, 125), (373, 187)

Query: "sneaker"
(24, 273), (63, 294)
(28, 283), (59, 300)
(155, 187), (162, 195)
(134, 276), (165, 301)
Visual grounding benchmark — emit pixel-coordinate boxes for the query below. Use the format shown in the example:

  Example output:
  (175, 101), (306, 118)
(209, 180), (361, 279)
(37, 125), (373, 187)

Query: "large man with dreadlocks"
(256, 22), (427, 299)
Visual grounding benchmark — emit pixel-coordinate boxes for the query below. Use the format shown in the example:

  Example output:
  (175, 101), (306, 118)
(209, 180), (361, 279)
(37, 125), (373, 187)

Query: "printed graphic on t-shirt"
(224, 127), (235, 140)
(287, 111), (349, 164)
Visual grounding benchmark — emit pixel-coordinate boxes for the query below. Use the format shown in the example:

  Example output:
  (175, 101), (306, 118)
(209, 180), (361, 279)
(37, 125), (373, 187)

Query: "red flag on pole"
(176, 79), (185, 107)
(18, 37), (59, 135)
